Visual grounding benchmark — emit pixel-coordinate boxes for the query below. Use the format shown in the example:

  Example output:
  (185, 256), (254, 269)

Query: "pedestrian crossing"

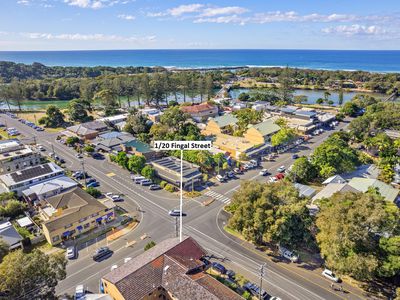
(204, 190), (231, 204)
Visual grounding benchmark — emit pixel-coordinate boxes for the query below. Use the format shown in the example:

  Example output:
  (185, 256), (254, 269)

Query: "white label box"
(153, 141), (212, 150)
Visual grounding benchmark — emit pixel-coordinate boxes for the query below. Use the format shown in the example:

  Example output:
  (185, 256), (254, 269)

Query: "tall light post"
(154, 140), (212, 242)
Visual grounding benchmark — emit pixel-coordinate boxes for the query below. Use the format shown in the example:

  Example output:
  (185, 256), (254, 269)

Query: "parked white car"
(216, 175), (225, 182)
(279, 245), (299, 263)
(277, 166), (285, 173)
(322, 269), (340, 282)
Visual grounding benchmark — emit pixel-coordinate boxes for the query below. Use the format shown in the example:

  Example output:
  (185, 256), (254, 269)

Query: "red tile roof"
(102, 236), (243, 300)
(181, 103), (217, 114)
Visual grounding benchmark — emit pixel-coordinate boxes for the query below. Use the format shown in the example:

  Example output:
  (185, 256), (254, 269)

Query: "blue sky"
(0, 0), (399, 50)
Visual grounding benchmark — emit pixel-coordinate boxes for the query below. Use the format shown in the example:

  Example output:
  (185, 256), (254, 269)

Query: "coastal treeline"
(0, 71), (216, 108)
(237, 67), (400, 94)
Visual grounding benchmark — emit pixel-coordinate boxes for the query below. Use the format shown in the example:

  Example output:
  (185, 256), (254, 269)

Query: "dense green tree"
(160, 106), (189, 131)
(316, 191), (400, 281)
(65, 136), (80, 146)
(341, 101), (359, 117)
(38, 105), (65, 128)
(228, 181), (315, 249)
(86, 187), (101, 198)
(141, 165), (155, 180)
(287, 156), (318, 184)
(271, 127), (297, 146)
(93, 89), (119, 116)
(278, 66), (294, 104)
(311, 134), (360, 178)
(0, 239), (8, 262)
(128, 155), (146, 174)
(123, 112), (150, 135)
(67, 99), (92, 123)
(0, 249), (67, 299)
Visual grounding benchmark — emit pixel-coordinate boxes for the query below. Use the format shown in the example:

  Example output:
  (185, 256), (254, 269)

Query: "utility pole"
(81, 158), (87, 188)
(259, 263), (266, 300)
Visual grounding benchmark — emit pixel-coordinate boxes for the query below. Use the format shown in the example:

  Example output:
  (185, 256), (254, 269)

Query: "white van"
(133, 176), (146, 184)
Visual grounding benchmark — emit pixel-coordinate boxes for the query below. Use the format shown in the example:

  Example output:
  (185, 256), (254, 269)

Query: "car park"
(259, 169), (269, 176)
(92, 247), (113, 261)
(75, 285), (86, 300)
(322, 269), (341, 282)
(149, 184), (161, 190)
(277, 166), (285, 173)
(66, 246), (77, 259)
(168, 209), (186, 217)
(211, 262), (226, 274)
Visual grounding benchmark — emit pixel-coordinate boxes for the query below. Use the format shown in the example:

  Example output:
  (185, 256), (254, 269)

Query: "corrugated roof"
(312, 183), (359, 201)
(348, 178), (399, 202)
(212, 114), (238, 128)
(294, 183), (316, 198)
(249, 119), (280, 137)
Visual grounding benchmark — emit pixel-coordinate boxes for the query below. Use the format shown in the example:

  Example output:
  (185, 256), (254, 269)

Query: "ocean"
(0, 49), (399, 72)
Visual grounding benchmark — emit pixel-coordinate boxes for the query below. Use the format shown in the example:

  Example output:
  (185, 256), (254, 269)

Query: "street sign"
(153, 141), (212, 150)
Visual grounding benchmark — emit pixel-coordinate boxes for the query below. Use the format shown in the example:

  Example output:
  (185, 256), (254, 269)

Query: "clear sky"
(0, 0), (399, 50)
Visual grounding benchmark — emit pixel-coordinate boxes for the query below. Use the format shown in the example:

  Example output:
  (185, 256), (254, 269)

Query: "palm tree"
(323, 91), (331, 104)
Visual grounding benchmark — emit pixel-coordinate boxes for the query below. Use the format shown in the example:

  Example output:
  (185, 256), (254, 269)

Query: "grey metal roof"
(294, 183), (316, 198)
(0, 163), (63, 186)
(0, 221), (22, 248)
(212, 114), (238, 128)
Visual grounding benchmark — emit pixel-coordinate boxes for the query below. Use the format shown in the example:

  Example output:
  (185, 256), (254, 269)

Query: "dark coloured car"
(92, 153), (104, 159)
(168, 210), (187, 217)
(292, 154), (299, 159)
(86, 178), (97, 184)
(149, 184), (161, 190)
(226, 269), (236, 278)
(92, 247), (113, 261)
(211, 262), (226, 274)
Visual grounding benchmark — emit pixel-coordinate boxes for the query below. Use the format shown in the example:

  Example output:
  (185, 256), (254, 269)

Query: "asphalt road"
(1, 113), (370, 300)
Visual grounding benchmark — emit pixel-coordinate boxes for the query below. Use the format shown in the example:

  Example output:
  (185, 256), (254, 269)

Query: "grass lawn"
(224, 225), (245, 240)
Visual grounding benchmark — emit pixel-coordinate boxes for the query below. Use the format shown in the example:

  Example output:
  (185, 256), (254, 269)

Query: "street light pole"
(259, 263), (266, 300)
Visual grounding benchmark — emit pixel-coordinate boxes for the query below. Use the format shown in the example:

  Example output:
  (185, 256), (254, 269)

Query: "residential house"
(66, 121), (109, 140)
(244, 119), (281, 145)
(294, 183), (317, 198)
(139, 108), (162, 123)
(202, 114), (238, 136)
(151, 157), (203, 190)
(312, 183), (359, 202)
(181, 102), (219, 122)
(0, 221), (22, 250)
(0, 139), (42, 174)
(348, 178), (399, 203)
(97, 114), (128, 126)
(123, 140), (159, 160)
(322, 175), (346, 185)
(0, 162), (64, 196)
(22, 176), (78, 204)
(101, 236), (243, 300)
(40, 187), (115, 246)
(93, 132), (135, 153)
